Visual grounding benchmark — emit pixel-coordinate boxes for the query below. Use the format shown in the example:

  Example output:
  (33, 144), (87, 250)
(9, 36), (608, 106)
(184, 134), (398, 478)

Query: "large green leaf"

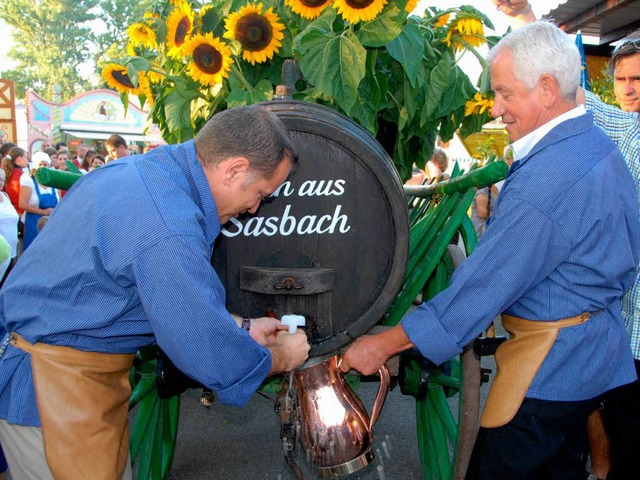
(357, 4), (405, 48)
(164, 82), (199, 135)
(436, 65), (474, 118)
(385, 21), (424, 89)
(227, 79), (273, 108)
(350, 67), (387, 134)
(294, 10), (366, 114)
(421, 51), (453, 122)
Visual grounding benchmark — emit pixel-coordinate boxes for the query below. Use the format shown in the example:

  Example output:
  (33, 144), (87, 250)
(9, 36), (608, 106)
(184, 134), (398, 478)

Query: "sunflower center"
(344, 0), (376, 9)
(301, 0), (328, 7)
(193, 44), (223, 74)
(112, 70), (135, 89)
(235, 13), (273, 52)
(175, 17), (191, 46)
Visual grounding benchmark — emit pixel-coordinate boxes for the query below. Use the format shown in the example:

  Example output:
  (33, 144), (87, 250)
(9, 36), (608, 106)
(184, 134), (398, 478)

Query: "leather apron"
(11, 333), (135, 480)
(480, 312), (593, 428)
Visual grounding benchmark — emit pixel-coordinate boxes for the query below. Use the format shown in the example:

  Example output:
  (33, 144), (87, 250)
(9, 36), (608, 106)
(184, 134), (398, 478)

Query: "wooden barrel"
(212, 100), (409, 356)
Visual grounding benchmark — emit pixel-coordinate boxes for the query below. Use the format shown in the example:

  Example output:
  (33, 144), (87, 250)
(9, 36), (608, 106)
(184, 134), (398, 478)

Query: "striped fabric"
(0, 141), (271, 427)
(586, 91), (640, 360)
(403, 112), (639, 402)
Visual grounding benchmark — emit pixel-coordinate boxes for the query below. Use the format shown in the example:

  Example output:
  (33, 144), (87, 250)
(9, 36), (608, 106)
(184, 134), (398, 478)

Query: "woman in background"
(18, 154), (57, 251)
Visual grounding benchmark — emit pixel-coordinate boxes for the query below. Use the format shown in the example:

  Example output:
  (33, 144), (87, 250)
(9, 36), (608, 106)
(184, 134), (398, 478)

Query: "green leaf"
(350, 69), (385, 134)
(357, 4), (405, 48)
(163, 80), (199, 135)
(436, 65), (474, 117)
(126, 56), (151, 74)
(227, 79), (273, 108)
(421, 51), (453, 121)
(295, 25), (366, 114)
(385, 21), (424, 89)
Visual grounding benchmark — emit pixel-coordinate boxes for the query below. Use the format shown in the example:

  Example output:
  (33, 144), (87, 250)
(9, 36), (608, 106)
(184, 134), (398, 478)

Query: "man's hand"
(249, 316), (289, 347)
(268, 330), (310, 374)
(339, 324), (414, 376)
(491, 0), (536, 27)
(339, 334), (393, 376)
(492, 0), (531, 16)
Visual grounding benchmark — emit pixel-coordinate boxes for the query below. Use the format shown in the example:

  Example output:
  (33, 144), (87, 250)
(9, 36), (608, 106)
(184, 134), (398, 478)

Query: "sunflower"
(166, 1), (195, 58)
(445, 15), (485, 52)
(102, 64), (144, 96)
(332, 0), (387, 24)
(137, 72), (155, 106)
(183, 33), (234, 87)
(223, 3), (285, 65)
(127, 22), (157, 49)
(146, 70), (164, 84)
(143, 11), (160, 24)
(464, 92), (493, 117)
(285, 0), (332, 20)
(405, 0), (417, 13)
(433, 13), (450, 28)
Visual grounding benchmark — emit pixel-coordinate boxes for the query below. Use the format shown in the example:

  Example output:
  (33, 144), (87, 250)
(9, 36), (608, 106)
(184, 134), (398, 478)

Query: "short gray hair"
(195, 104), (297, 178)
(487, 21), (581, 101)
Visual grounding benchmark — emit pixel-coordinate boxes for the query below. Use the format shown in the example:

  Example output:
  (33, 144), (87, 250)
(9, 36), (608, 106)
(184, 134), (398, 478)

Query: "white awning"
(60, 126), (164, 144)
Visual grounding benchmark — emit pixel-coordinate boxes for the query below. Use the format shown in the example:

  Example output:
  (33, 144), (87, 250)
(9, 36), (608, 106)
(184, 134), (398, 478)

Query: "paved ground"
(166, 382), (425, 480)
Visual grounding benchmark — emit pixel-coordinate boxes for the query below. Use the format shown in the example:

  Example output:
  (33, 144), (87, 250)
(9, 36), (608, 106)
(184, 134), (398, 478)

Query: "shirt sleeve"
(401, 196), (572, 365)
(131, 234), (271, 407)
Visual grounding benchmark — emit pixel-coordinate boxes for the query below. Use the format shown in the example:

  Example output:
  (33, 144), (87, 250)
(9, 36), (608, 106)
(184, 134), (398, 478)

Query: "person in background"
(0, 144), (15, 159)
(470, 146), (514, 239)
(0, 168), (19, 287)
(18, 154), (57, 251)
(39, 140), (51, 152)
(340, 21), (639, 479)
(0, 104), (310, 479)
(105, 134), (130, 161)
(90, 154), (106, 171)
(74, 143), (89, 169)
(1, 146), (28, 218)
(55, 149), (70, 171)
(405, 147), (450, 185)
(79, 149), (98, 173)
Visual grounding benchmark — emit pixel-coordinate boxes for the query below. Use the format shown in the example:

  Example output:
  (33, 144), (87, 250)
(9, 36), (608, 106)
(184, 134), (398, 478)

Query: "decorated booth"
(25, 89), (164, 154)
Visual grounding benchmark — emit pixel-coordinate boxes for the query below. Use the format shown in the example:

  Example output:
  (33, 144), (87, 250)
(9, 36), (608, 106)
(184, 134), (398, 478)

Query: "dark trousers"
(604, 359), (640, 480)
(466, 397), (599, 480)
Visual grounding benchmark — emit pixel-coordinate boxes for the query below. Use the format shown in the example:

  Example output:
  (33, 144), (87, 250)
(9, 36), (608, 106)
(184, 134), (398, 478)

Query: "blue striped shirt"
(0, 141), (272, 426)
(585, 91), (640, 360)
(402, 112), (639, 401)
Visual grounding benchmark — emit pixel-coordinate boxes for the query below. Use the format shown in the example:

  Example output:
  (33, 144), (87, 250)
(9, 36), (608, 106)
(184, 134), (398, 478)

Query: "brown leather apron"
(480, 312), (593, 428)
(11, 333), (135, 480)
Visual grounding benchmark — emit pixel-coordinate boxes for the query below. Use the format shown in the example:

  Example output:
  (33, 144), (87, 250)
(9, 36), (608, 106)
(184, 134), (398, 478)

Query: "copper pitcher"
(293, 354), (391, 477)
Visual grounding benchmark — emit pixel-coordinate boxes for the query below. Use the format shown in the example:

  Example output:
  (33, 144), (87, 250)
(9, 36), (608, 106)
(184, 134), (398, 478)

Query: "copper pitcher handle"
(368, 364), (391, 429)
(335, 356), (391, 429)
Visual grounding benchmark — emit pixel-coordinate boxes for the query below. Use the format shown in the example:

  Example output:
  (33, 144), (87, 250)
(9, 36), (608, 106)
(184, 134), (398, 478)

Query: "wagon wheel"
(399, 241), (482, 480)
(128, 346), (180, 480)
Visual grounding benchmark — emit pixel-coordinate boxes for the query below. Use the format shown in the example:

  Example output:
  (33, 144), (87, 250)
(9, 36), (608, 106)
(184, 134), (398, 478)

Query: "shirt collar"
(511, 105), (587, 161)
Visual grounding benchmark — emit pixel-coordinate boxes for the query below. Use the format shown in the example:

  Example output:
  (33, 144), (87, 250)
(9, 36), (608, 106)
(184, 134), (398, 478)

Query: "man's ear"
(539, 74), (559, 107)
(221, 157), (251, 186)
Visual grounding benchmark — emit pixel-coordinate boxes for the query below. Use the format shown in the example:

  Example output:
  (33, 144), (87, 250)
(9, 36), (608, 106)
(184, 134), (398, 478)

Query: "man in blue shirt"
(340, 22), (639, 478)
(0, 104), (310, 479)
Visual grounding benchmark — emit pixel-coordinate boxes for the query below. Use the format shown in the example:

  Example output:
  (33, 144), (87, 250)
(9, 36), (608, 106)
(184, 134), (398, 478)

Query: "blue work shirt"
(403, 112), (639, 401)
(0, 141), (272, 426)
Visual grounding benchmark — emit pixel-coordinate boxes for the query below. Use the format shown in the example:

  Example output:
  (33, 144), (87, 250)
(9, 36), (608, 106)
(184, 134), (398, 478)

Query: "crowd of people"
(0, 2), (638, 478)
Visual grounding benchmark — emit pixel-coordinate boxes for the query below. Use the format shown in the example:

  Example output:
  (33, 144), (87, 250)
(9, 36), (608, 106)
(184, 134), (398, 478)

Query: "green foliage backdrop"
(101, 0), (497, 180)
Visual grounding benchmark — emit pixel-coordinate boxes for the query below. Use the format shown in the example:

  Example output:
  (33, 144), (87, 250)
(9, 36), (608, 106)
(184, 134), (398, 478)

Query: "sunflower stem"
(452, 35), (487, 68)
(231, 64), (253, 91)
